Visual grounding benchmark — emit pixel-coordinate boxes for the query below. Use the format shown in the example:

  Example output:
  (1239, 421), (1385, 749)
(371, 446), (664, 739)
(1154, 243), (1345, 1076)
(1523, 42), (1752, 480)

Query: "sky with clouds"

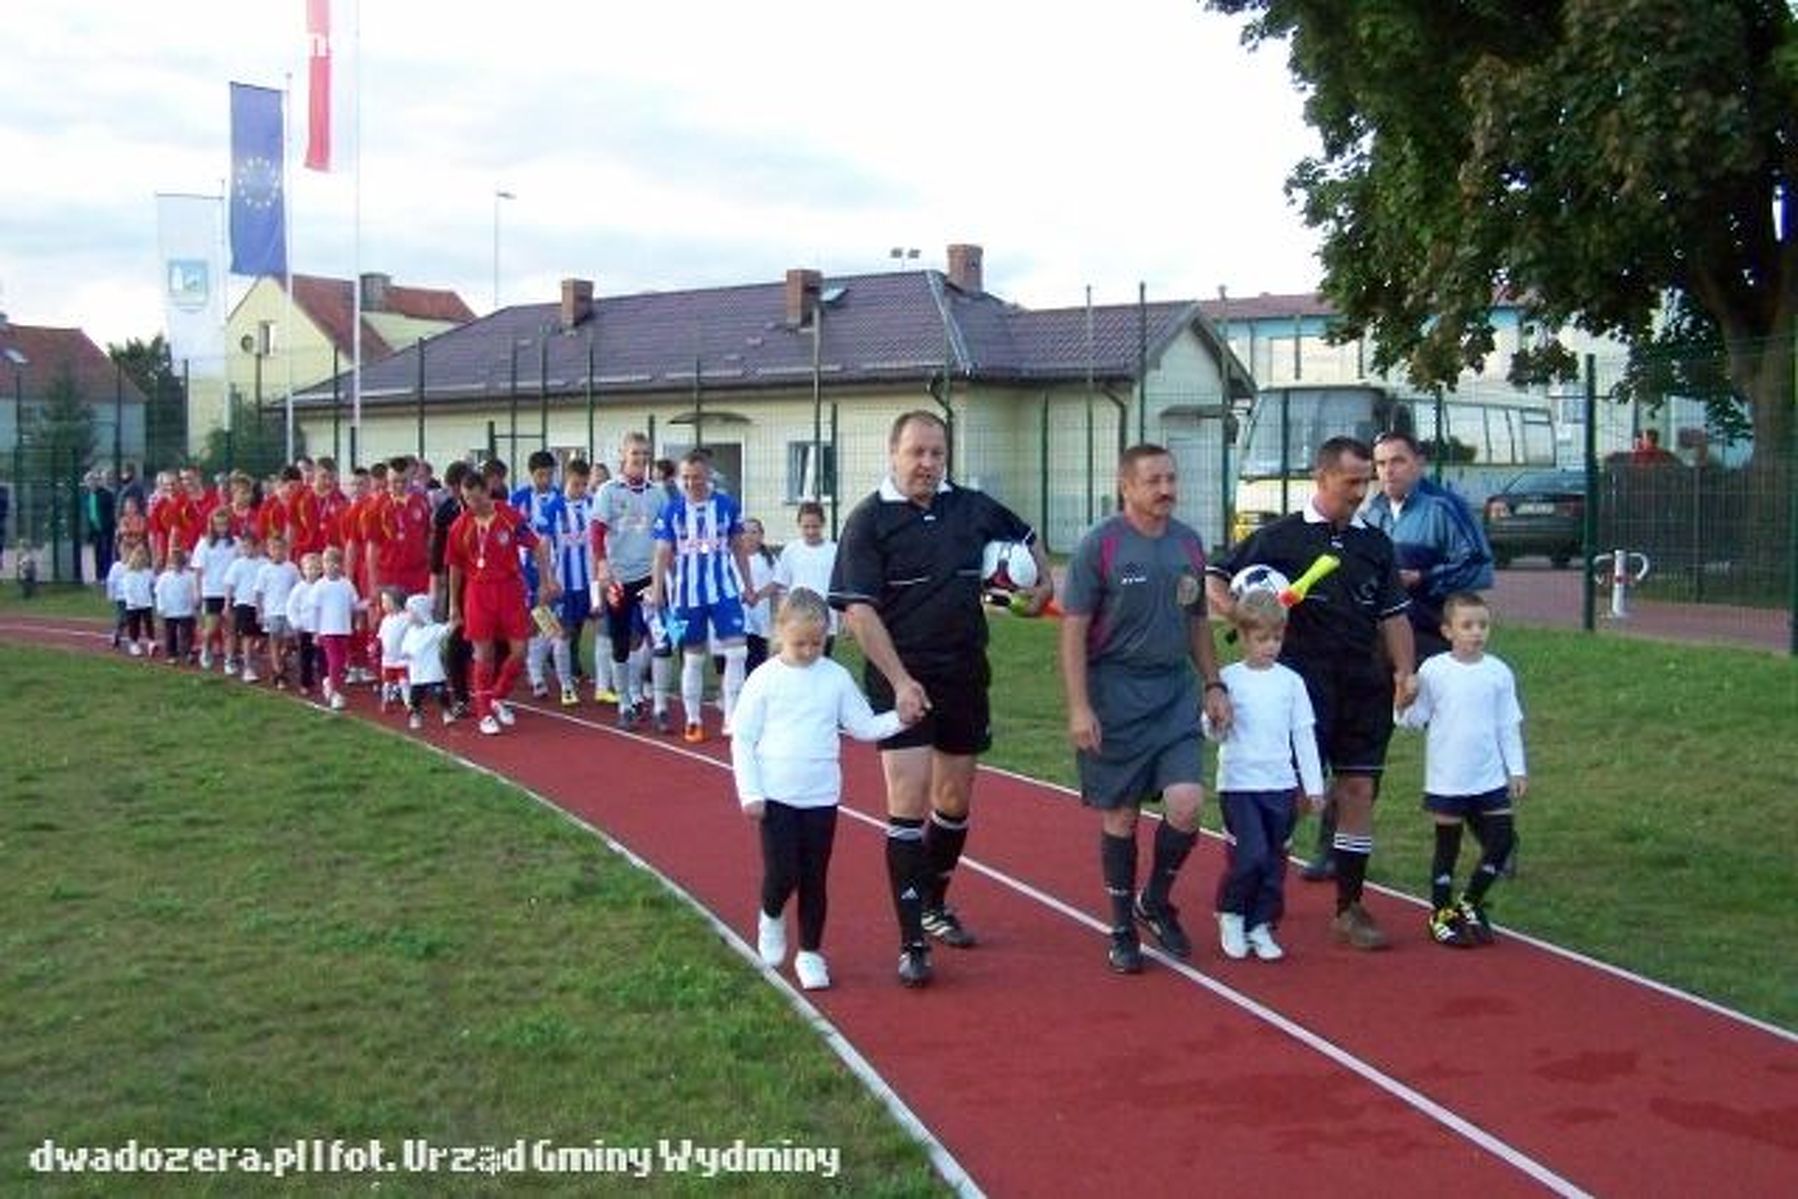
(0, 0), (1324, 350)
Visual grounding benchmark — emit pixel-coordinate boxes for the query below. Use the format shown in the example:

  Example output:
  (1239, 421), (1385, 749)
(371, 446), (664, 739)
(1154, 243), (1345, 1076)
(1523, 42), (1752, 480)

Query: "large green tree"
(1208, 0), (1796, 468)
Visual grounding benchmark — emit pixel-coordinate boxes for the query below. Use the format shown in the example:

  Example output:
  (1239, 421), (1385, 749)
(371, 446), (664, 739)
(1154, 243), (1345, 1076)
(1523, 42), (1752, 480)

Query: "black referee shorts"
(1300, 655), (1395, 777)
(867, 655), (993, 757)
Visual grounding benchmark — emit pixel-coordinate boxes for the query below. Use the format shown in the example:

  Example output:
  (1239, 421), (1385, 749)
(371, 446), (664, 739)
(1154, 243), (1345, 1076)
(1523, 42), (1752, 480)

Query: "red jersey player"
(445, 471), (558, 734)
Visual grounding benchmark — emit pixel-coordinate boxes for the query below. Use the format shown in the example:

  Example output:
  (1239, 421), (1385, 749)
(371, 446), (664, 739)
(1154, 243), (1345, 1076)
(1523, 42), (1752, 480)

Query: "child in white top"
(287, 552), (323, 694)
(254, 534), (302, 687)
(118, 543), (157, 657)
(1396, 591), (1527, 948)
(223, 531), (266, 678)
(194, 507), (238, 671)
(1205, 590), (1325, 962)
(773, 501), (840, 652)
(739, 517), (779, 675)
(153, 545), (201, 664)
(311, 546), (361, 710)
(105, 555), (130, 650)
(374, 587), (412, 711)
(729, 588), (907, 991)
(400, 592), (455, 728)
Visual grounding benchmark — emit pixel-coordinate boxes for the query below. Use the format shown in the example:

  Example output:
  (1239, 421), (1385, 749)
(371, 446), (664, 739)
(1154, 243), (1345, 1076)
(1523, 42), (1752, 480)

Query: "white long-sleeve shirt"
(774, 539), (840, 632)
(1208, 660), (1326, 799)
(401, 620), (451, 686)
(195, 538), (239, 600)
(310, 576), (359, 637)
(730, 656), (903, 809)
(286, 578), (317, 634)
(105, 560), (128, 604)
(120, 566), (156, 611)
(377, 611), (411, 668)
(255, 560), (301, 622)
(1396, 651), (1527, 796)
(153, 568), (199, 620)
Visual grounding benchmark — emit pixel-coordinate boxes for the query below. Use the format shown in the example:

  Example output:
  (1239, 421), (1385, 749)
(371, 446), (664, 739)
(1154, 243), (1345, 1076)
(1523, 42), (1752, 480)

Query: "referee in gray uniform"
(831, 411), (1053, 988)
(1059, 445), (1234, 973)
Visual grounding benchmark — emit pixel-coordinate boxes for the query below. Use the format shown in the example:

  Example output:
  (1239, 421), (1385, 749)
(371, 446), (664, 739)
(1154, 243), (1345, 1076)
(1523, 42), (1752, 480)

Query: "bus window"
(1488, 408), (1517, 465)
(1447, 405), (1486, 463)
(1521, 411), (1555, 464)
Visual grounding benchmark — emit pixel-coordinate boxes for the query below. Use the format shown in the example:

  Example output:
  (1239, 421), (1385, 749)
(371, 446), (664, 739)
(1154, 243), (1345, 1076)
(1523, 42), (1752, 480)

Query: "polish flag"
(304, 0), (332, 171)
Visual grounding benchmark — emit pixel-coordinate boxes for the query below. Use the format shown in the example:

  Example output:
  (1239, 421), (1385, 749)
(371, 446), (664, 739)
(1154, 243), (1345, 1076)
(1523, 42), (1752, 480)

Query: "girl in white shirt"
(194, 507), (238, 671)
(729, 588), (906, 991)
(1207, 591), (1325, 962)
(400, 592), (455, 728)
(739, 518), (779, 675)
(375, 587), (413, 711)
(118, 543), (157, 657)
(310, 546), (361, 710)
(286, 552), (323, 695)
(773, 501), (840, 655)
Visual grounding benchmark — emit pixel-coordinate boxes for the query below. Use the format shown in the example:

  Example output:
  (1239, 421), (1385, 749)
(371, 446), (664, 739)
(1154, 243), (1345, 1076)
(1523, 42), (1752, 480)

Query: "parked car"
(1483, 469), (1586, 568)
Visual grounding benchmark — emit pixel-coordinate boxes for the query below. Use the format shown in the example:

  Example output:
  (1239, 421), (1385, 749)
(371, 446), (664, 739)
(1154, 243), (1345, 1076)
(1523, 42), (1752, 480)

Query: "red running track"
(7, 616), (1796, 1197)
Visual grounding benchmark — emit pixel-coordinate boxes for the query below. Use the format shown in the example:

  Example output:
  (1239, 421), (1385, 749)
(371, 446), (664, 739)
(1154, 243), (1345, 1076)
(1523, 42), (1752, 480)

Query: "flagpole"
(350, 0), (363, 465)
(282, 74), (296, 465)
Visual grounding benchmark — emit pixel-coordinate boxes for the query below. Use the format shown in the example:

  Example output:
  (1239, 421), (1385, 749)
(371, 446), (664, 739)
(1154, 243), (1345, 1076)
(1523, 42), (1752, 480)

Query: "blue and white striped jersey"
(511, 484), (563, 591)
(653, 490), (744, 608)
(551, 492), (594, 593)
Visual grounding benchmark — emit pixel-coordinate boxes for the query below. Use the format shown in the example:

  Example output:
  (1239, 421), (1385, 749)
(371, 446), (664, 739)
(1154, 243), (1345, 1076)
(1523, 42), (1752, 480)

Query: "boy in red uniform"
(445, 471), (558, 735)
(365, 456), (434, 599)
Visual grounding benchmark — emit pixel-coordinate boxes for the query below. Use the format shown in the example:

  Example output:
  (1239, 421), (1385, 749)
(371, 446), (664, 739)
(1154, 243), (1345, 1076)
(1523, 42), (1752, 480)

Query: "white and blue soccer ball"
(981, 540), (1039, 591)
(1229, 563), (1291, 601)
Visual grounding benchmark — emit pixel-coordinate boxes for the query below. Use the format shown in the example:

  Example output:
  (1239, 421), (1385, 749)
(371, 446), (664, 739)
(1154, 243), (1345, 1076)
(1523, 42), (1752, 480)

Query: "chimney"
(560, 278), (594, 329)
(359, 272), (391, 312)
(785, 268), (823, 326)
(946, 244), (984, 294)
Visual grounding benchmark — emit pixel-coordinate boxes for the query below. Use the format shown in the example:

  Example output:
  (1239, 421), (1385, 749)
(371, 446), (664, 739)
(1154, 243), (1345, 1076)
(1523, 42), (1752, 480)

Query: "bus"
(1230, 383), (1556, 542)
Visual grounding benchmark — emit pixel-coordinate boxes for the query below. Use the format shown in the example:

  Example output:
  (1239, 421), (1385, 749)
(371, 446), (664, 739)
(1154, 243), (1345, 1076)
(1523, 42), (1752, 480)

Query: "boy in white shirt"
(153, 545), (200, 665)
(1396, 591), (1527, 947)
(729, 588), (907, 991)
(254, 534), (302, 688)
(400, 592), (455, 728)
(286, 552), (323, 695)
(105, 554), (130, 649)
(1207, 590), (1326, 961)
(374, 587), (412, 711)
(222, 530), (266, 679)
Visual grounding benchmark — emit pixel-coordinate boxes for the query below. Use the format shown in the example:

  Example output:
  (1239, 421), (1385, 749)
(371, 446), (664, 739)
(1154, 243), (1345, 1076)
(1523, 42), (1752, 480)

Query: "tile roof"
(287, 274), (477, 361)
(307, 271), (1223, 405)
(0, 322), (148, 404)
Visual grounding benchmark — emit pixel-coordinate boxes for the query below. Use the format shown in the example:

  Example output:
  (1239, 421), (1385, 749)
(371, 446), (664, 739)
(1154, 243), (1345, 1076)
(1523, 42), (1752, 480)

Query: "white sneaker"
(242, 666), (258, 683)
(492, 700), (516, 727)
(756, 910), (787, 967)
(329, 691), (346, 711)
(530, 681), (549, 699)
(1218, 913), (1249, 960)
(441, 708), (457, 726)
(199, 650), (212, 670)
(794, 950), (831, 991)
(1246, 923), (1286, 961)
(128, 643), (144, 657)
(478, 714), (502, 735)
(407, 711), (424, 730)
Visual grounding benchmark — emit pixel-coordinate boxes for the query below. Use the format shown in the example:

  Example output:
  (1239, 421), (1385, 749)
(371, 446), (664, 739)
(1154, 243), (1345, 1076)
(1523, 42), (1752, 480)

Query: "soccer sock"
(551, 637), (573, 687)
(630, 642), (652, 699)
(526, 634), (549, 688)
(1431, 823), (1463, 909)
(886, 816), (928, 946)
(1101, 831), (1138, 935)
(472, 658), (495, 716)
(651, 653), (673, 713)
(493, 647), (524, 703)
(1331, 831), (1374, 912)
(1465, 812), (1515, 904)
(924, 809), (970, 910)
(721, 645), (747, 725)
(1143, 822), (1199, 911)
(591, 632), (611, 681)
(680, 652), (705, 724)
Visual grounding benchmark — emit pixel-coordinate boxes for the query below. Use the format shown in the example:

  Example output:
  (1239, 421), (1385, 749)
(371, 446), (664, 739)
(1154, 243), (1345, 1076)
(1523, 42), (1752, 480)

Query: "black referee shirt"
(830, 479), (1033, 674)
(1208, 507), (1408, 669)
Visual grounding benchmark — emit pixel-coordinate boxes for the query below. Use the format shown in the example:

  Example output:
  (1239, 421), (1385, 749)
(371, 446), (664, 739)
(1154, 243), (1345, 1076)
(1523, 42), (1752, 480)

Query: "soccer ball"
(981, 540), (1039, 591)
(1230, 563), (1291, 601)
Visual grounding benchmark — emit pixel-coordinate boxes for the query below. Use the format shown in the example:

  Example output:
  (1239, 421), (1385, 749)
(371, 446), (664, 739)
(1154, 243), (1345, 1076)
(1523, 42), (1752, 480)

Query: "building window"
(787, 441), (835, 502)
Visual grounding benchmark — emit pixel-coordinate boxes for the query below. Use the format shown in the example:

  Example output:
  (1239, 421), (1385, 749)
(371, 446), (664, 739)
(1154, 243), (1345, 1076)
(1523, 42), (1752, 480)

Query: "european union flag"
(229, 83), (287, 277)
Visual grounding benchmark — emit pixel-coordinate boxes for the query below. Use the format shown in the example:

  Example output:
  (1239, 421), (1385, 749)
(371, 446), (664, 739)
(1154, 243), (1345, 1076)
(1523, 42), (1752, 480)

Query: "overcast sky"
(0, 0), (1322, 350)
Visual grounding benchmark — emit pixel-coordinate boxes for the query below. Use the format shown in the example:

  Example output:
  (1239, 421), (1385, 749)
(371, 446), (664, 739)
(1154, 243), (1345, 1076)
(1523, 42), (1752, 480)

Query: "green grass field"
(2, 581), (1794, 1196)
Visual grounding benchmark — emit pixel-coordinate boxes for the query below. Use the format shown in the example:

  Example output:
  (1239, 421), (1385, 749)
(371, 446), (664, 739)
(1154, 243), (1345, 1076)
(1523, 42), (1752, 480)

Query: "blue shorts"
(1422, 786), (1511, 818)
(672, 596), (746, 648)
(556, 587), (592, 633)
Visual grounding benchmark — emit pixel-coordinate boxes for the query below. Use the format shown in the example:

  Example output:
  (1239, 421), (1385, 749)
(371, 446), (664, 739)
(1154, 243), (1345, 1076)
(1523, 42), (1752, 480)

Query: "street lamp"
(493, 188), (516, 312)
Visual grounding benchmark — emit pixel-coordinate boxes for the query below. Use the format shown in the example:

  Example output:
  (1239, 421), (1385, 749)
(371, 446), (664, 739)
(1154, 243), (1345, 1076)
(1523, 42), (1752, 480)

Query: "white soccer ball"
(1230, 563), (1291, 601)
(981, 540), (1039, 591)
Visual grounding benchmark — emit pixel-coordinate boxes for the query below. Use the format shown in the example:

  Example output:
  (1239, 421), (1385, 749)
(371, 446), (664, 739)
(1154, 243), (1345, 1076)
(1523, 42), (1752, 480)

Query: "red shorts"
(463, 576), (530, 643)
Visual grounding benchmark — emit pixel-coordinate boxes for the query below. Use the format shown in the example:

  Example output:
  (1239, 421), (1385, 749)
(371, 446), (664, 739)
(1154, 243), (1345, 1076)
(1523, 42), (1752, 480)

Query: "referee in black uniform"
(1206, 436), (1417, 950)
(830, 411), (1054, 987)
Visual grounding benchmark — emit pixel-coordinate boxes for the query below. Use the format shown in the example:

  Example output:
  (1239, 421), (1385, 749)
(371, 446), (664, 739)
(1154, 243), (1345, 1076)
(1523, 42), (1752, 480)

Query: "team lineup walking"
(96, 426), (1523, 986)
